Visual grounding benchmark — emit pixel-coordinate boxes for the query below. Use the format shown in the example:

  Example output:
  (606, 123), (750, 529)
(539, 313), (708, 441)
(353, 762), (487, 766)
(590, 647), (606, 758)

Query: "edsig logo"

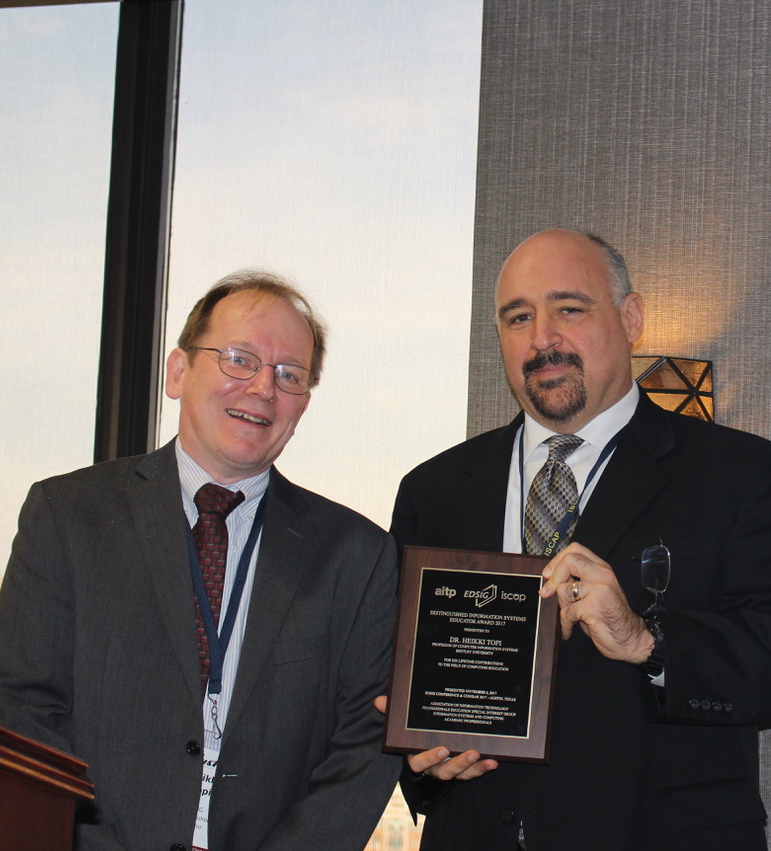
(463, 583), (498, 608)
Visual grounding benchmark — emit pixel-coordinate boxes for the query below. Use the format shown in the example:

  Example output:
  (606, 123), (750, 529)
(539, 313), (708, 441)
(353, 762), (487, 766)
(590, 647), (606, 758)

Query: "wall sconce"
(632, 356), (714, 422)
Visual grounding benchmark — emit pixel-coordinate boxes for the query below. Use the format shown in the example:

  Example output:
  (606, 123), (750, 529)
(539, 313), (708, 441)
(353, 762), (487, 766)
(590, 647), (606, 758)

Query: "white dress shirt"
(176, 442), (269, 746)
(176, 442), (270, 850)
(502, 383), (640, 554)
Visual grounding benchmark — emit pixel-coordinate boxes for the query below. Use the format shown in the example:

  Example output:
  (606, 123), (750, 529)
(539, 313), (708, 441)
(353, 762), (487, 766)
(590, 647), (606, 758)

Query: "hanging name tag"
(192, 746), (219, 851)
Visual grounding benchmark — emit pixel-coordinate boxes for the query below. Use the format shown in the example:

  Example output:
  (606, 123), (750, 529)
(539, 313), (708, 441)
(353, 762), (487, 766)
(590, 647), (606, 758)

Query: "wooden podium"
(0, 726), (93, 851)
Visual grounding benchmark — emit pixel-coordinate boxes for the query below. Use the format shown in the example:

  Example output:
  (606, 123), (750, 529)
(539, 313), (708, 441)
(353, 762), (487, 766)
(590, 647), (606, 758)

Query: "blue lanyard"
(186, 493), (268, 696)
(518, 426), (626, 555)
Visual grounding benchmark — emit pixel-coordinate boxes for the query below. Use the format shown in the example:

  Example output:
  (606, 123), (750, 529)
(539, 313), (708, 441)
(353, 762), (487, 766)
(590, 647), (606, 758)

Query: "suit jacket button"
(724, 702), (733, 712)
(701, 699), (712, 710)
(688, 698), (699, 709)
(712, 700), (723, 711)
(500, 809), (515, 825)
(186, 740), (201, 756)
(170, 845), (187, 851)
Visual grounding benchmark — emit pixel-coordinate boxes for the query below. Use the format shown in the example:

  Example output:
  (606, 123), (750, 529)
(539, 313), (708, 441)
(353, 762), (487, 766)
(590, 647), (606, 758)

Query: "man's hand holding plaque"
(375, 695), (499, 780)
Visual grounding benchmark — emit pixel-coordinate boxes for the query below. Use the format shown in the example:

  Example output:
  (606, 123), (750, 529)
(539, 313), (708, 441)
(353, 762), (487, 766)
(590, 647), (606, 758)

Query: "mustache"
(523, 350), (583, 377)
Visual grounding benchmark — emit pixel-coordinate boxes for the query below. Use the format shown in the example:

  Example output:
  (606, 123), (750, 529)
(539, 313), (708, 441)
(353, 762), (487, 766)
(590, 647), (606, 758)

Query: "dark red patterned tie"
(192, 483), (245, 692)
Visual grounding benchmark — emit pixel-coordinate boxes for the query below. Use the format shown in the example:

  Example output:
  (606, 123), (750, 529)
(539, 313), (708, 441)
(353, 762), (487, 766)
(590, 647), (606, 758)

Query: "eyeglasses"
(639, 542), (671, 615)
(192, 347), (314, 395)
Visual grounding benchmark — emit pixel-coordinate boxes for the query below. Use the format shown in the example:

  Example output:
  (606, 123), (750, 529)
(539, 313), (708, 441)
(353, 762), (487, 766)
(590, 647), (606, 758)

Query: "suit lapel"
(457, 418), (521, 552)
(574, 395), (676, 561)
(125, 441), (203, 708)
(460, 399), (676, 563)
(224, 468), (312, 733)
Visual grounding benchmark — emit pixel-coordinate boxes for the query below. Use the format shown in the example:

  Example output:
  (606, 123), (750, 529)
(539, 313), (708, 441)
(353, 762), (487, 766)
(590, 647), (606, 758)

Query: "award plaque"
(383, 546), (559, 762)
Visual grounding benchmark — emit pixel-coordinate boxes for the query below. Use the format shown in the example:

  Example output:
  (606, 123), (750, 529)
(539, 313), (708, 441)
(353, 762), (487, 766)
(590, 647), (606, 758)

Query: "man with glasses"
(0, 271), (399, 850)
(389, 229), (771, 850)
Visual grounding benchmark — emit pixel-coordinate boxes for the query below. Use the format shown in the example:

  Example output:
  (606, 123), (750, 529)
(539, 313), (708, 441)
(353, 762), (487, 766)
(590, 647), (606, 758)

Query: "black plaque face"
(407, 567), (540, 738)
(384, 547), (558, 762)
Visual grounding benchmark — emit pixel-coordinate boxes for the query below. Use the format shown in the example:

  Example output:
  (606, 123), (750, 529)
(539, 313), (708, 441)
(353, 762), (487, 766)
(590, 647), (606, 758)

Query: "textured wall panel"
(470, 0), (771, 836)
(470, 0), (771, 439)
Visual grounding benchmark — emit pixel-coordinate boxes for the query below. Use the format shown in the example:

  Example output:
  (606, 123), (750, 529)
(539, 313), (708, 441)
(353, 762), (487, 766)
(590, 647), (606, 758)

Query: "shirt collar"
(175, 439), (270, 517)
(522, 382), (639, 461)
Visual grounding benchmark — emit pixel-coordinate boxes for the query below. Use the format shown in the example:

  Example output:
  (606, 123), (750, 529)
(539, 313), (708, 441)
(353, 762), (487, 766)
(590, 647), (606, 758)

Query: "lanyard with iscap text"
(518, 426), (626, 555)
(185, 493), (267, 736)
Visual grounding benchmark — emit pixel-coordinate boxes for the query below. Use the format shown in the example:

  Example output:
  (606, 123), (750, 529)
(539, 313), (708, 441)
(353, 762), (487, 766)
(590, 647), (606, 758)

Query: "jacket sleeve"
(651, 442), (771, 727)
(0, 482), (128, 851)
(0, 482), (77, 750)
(241, 534), (402, 851)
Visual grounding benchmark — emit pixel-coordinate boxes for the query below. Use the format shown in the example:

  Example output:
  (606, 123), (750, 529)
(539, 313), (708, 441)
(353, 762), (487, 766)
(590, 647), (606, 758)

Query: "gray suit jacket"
(0, 440), (400, 850)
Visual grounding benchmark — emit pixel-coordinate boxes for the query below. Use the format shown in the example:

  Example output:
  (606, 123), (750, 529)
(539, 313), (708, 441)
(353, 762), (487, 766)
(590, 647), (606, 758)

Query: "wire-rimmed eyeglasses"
(640, 541), (671, 615)
(192, 347), (314, 395)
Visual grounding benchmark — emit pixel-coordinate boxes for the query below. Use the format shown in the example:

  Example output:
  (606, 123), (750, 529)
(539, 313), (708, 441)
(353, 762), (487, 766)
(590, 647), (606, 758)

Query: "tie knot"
(546, 434), (583, 463)
(194, 483), (245, 518)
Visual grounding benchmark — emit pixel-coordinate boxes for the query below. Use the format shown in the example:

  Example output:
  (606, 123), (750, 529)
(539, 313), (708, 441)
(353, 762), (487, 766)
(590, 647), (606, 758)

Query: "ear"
(621, 292), (644, 345)
(300, 392), (312, 416)
(165, 348), (188, 401)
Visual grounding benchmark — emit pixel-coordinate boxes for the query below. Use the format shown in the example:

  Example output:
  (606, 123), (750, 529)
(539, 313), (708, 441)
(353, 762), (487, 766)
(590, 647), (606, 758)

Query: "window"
(160, 0), (483, 528)
(0, 2), (119, 569)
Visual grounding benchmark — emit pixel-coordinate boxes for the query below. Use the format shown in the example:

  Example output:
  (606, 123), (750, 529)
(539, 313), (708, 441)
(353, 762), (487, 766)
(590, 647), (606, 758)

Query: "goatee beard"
(523, 350), (586, 424)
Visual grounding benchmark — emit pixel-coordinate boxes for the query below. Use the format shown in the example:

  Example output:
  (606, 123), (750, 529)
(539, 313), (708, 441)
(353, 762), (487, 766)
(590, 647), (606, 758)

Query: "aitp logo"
(434, 586), (456, 598)
(463, 583), (498, 608)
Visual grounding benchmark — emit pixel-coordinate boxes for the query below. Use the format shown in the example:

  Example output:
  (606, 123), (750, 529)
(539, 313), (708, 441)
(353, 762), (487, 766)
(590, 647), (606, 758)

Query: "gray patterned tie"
(524, 434), (583, 555)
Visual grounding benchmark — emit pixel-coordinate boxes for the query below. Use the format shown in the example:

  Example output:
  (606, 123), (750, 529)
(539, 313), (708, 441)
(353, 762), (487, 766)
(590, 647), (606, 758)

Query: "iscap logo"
(463, 583), (498, 608)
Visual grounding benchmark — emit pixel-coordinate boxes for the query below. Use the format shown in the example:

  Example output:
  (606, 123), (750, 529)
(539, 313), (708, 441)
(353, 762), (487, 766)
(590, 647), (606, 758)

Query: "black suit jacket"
(391, 395), (771, 851)
(0, 440), (400, 850)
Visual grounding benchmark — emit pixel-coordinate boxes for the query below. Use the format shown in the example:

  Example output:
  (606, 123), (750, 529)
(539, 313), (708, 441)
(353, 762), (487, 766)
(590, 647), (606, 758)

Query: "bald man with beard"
(390, 230), (771, 851)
